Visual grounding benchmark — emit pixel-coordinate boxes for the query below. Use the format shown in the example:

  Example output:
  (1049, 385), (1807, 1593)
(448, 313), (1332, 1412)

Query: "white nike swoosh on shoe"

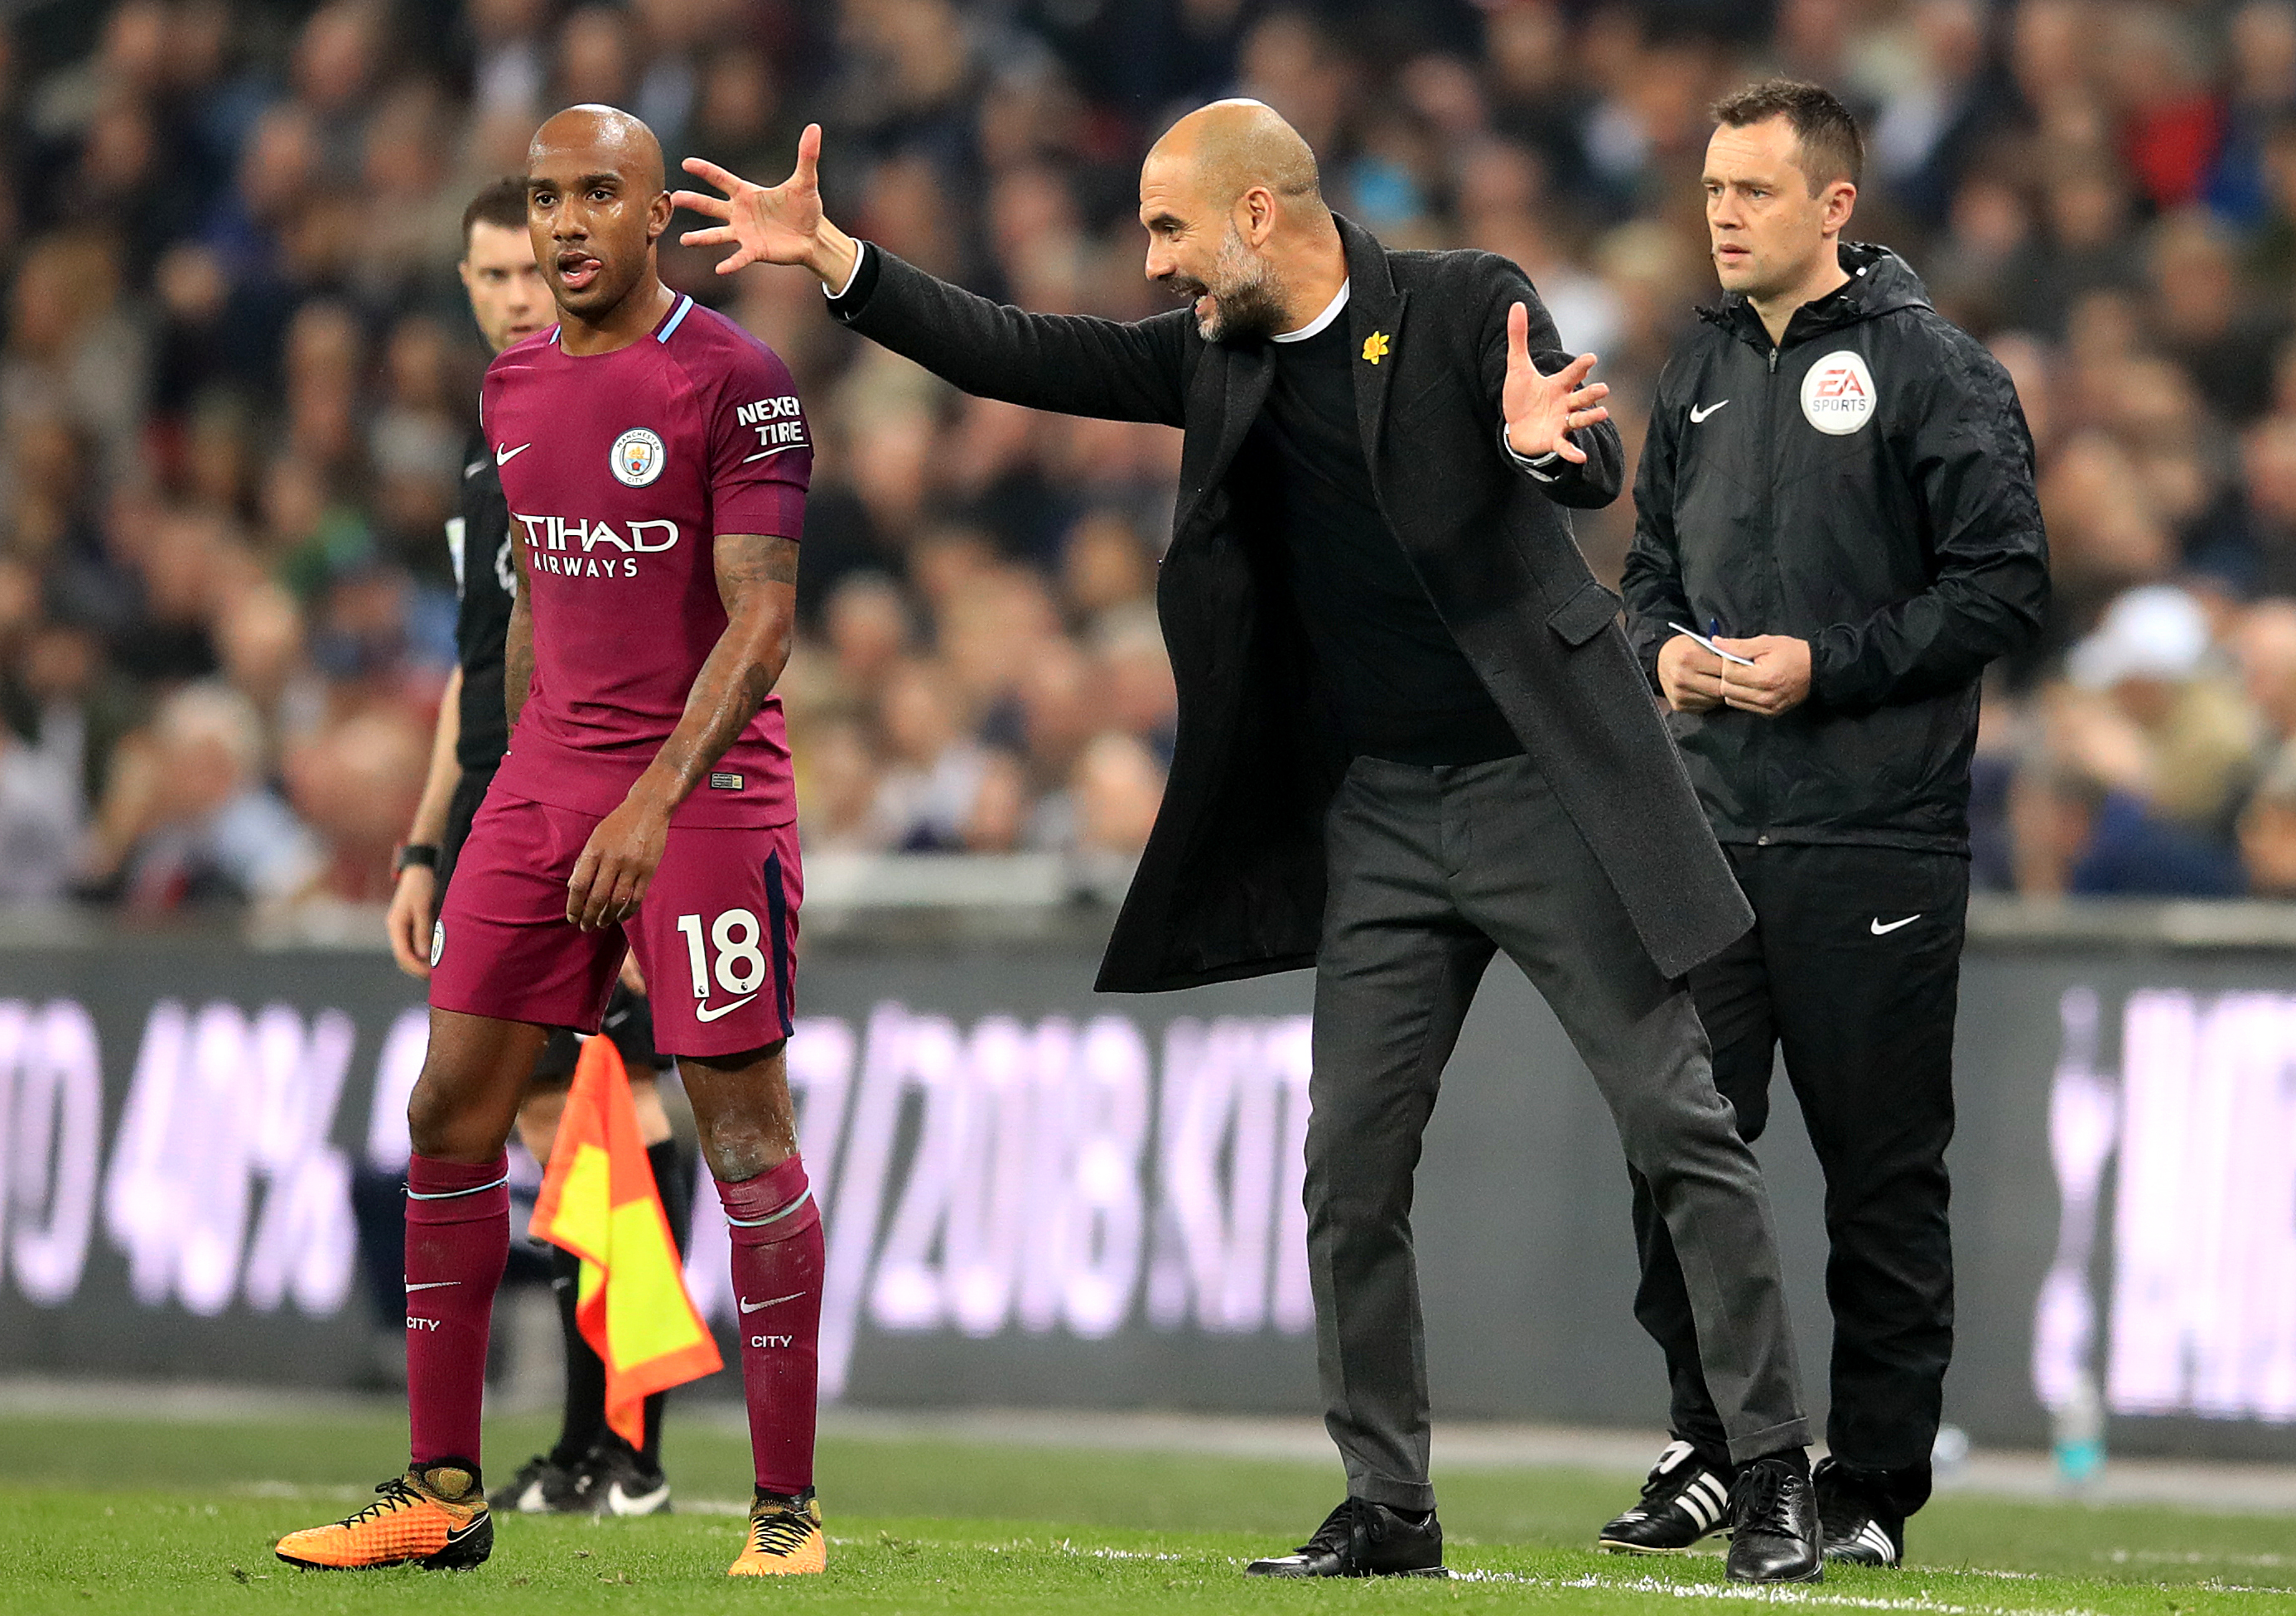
(404, 1281), (461, 1292)
(1690, 400), (1729, 422)
(738, 1291), (808, 1313)
(515, 1480), (546, 1513)
(696, 992), (759, 1023)
(1870, 914), (1920, 935)
(495, 442), (531, 466)
(607, 1480), (671, 1516)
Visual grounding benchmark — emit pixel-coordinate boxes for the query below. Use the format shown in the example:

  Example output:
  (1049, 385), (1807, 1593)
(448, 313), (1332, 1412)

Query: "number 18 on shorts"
(430, 791), (801, 1059)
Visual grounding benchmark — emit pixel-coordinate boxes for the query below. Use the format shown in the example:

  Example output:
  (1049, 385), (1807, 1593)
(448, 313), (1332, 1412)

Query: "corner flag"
(529, 1033), (721, 1445)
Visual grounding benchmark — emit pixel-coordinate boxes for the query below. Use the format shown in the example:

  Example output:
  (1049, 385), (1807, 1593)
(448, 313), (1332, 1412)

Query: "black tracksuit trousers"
(1629, 842), (1967, 1518)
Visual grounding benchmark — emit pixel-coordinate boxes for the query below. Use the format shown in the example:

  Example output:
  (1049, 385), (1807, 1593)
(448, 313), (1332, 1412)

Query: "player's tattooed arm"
(504, 533), (535, 727)
(565, 533), (799, 930)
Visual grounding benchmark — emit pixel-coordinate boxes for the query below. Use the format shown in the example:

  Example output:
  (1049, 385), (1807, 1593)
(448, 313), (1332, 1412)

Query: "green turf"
(2, 1405), (2292, 1614)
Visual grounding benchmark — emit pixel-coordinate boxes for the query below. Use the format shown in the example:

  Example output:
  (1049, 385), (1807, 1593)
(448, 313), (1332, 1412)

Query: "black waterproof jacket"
(1621, 244), (2049, 854)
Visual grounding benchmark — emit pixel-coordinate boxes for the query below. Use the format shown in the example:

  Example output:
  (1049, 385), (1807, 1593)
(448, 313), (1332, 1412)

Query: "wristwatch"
(394, 843), (440, 874)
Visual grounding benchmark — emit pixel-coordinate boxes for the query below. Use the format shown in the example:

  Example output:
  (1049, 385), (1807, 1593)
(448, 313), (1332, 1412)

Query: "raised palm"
(1502, 301), (1608, 465)
(673, 123), (828, 276)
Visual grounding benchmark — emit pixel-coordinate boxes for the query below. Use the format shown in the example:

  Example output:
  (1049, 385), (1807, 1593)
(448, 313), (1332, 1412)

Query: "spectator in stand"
(2241, 745), (2296, 894)
(32, 0), (2296, 906)
(84, 679), (316, 910)
(2024, 586), (2256, 895)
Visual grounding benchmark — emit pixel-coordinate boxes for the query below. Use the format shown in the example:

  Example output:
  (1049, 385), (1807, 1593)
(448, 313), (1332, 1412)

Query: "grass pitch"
(2, 1403), (2293, 1614)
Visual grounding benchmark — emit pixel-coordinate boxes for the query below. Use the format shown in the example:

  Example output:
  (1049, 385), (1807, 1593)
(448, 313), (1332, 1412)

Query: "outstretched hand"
(673, 123), (856, 286)
(1502, 302), (1609, 464)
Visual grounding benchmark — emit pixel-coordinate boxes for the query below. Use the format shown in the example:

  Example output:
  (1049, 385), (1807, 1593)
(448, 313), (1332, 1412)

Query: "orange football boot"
(728, 1489), (826, 1576)
(275, 1463), (493, 1570)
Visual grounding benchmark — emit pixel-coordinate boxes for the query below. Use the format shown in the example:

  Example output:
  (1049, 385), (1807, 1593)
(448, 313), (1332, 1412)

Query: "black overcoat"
(832, 216), (1752, 991)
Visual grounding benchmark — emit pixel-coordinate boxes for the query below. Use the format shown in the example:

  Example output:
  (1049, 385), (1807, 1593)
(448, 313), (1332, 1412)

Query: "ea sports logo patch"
(1800, 350), (1876, 436)
(610, 427), (666, 486)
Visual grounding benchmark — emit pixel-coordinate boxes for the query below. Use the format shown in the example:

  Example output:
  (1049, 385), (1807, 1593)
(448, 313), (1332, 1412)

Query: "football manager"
(679, 99), (1822, 1583)
(1609, 80), (2048, 1570)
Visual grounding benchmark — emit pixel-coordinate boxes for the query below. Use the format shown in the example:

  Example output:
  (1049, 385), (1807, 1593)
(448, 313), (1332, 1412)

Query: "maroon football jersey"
(482, 293), (810, 827)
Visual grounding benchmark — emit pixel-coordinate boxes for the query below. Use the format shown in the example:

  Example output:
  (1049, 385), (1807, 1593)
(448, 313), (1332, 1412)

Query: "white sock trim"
(726, 1185), (811, 1228)
(406, 1172), (509, 1200)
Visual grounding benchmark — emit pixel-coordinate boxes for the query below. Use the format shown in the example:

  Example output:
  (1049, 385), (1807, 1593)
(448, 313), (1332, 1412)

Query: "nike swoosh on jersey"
(1869, 914), (1921, 935)
(495, 442), (531, 466)
(739, 1291), (808, 1314)
(1689, 400), (1729, 423)
(404, 1281), (461, 1292)
(696, 992), (760, 1023)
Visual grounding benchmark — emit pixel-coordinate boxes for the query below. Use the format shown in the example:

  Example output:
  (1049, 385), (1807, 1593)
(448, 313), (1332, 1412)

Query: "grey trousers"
(1307, 755), (1810, 1511)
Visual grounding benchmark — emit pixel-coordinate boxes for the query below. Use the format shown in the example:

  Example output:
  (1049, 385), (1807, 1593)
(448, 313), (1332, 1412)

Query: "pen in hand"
(1668, 621), (1757, 667)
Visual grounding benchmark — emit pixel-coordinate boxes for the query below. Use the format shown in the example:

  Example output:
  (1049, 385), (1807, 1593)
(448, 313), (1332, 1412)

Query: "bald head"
(527, 103), (673, 340)
(1139, 99), (1340, 342)
(531, 103), (664, 195)
(1147, 99), (1321, 214)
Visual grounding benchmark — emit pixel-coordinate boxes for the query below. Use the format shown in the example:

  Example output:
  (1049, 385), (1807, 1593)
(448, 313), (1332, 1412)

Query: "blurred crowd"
(15, 1), (2296, 919)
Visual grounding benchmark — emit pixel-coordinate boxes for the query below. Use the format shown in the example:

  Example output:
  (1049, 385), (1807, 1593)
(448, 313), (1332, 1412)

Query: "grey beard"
(1198, 230), (1287, 342)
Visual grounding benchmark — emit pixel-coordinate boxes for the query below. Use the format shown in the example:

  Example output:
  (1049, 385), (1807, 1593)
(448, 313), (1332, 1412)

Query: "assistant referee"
(1612, 81), (2048, 1569)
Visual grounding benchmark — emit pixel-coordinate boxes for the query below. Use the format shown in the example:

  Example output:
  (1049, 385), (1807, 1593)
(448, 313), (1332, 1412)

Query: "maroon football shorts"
(428, 784), (800, 1059)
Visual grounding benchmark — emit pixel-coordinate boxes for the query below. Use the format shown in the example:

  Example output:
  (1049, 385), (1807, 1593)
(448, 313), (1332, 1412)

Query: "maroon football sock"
(404, 1151), (511, 1474)
(716, 1156), (823, 1497)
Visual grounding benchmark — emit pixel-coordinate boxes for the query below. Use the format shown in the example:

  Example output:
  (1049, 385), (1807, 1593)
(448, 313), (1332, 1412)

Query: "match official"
(680, 100), (1826, 1582)
(1611, 81), (2048, 1568)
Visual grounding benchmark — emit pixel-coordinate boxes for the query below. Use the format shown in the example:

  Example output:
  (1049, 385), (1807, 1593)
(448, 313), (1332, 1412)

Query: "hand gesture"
(566, 794), (671, 931)
(1503, 302), (1609, 464)
(674, 123), (849, 282)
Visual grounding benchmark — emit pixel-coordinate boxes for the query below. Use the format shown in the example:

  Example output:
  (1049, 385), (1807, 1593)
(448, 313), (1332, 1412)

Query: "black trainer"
(1598, 1440), (1734, 1554)
(1724, 1453), (1822, 1584)
(1243, 1498), (1447, 1578)
(486, 1452), (590, 1514)
(1815, 1457), (1903, 1566)
(581, 1443), (673, 1517)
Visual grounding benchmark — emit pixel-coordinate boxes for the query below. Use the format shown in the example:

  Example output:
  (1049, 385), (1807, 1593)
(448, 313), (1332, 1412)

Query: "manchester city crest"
(610, 427), (667, 487)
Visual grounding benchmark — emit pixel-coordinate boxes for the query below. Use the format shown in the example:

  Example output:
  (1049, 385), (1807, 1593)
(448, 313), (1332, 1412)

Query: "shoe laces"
(1728, 1461), (1791, 1535)
(339, 1476), (425, 1527)
(748, 1499), (815, 1556)
(1298, 1498), (1371, 1556)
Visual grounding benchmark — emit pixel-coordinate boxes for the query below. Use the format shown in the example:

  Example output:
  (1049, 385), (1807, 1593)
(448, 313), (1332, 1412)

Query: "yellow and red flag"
(528, 1034), (721, 1445)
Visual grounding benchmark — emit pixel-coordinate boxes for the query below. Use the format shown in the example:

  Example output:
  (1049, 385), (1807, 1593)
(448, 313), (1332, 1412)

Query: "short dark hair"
(461, 176), (529, 251)
(1711, 79), (1863, 193)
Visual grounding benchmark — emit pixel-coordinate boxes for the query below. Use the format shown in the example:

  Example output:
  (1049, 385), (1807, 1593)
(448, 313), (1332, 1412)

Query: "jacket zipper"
(1753, 342), (1779, 845)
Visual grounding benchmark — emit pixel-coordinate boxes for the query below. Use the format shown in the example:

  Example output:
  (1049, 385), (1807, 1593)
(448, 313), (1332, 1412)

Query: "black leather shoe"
(1243, 1497), (1447, 1578)
(1724, 1454), (1822, 1584)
